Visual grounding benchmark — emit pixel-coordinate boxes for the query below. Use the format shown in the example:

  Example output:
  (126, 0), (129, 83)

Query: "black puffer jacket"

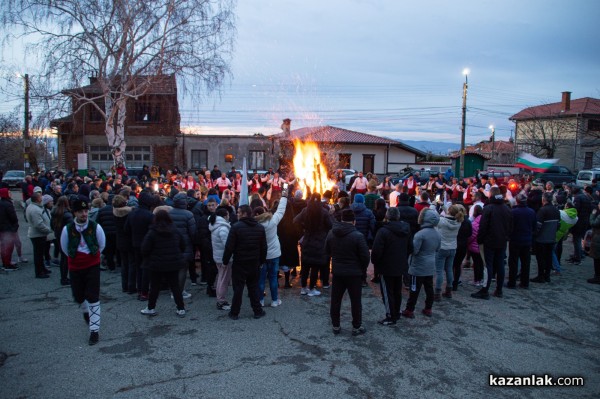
(141, 224), (185, 271)
(370, 220), (413, 276)
(169, 193), (196, 262)
(572, 191), (593, 235)
(397, 204), (419, 235)
(0, 197), (18, 233)
(113, 206), (133, 251)
(477, 196), (513, 249)
(222, 217), (267, 267)
(457, 218), (472, 248)
(326, 221), (370, 277)
(96, 205), (116, 236)
(125, 192), (156, 248)
(294, 204), (333, 266)
(535, 203), (560, 244)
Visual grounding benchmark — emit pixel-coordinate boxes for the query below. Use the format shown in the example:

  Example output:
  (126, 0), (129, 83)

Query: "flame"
(292, 139), (335, 198)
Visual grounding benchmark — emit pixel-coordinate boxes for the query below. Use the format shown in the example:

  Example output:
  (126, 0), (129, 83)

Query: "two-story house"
(510, 92), (600, 170)
(51, 74), (180, 172)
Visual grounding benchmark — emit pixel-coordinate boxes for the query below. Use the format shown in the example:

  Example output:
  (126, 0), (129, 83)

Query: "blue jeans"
(258, 258), (280, 302)
(435, 248), (456, 291)
(552, 242), (561, 273)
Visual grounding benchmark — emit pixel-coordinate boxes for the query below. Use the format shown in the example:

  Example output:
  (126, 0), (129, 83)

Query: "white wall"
(337, 144), (416, 174)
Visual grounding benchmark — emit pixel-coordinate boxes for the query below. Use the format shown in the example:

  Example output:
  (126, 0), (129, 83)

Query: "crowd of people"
(1, 163), (600, 343)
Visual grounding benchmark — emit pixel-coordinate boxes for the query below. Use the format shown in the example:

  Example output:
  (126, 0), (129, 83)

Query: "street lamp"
(489, 124), (495, 162)
(459, 68), (469, 179)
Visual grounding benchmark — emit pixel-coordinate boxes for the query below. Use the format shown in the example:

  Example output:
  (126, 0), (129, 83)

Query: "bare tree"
(1, 0), (236, 165)
(513, 104), (578, 158)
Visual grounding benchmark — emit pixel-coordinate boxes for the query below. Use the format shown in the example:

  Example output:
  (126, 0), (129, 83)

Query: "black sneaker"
(88, 331), (99, 346)
(3, 264), (19, 271)
(378, 318), (396, 326)
(228, 312), (239, 320)
(35, 274), (50, 279)
(254, 310), (266, 319)
(493, 290), (503, 298)
(530, 276), (546, 283)
(352, 326), (366, 336)
(471, 289), (490, 300)
(332, 326), (341, 335)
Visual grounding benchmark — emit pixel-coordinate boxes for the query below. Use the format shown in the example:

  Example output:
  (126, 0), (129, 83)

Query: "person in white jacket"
(253, 192), (288, 307)
(209, 208), (232, 311)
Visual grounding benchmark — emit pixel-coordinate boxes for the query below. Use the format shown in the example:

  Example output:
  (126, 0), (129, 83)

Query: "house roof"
(510, 97), (600, 121)
(62, 74), (177, 96)
(468, 140), (514, 153)
(276, 125), (426, 156)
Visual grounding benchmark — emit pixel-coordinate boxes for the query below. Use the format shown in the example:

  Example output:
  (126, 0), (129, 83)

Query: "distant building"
(510, 92), (600, 170)
(275, 121), (426, 175)
(51, 74), (180, 172)
(450, 139), (515, 164)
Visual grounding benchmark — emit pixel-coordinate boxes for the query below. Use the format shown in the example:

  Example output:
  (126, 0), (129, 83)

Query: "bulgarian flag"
(515, 152), (559, 172)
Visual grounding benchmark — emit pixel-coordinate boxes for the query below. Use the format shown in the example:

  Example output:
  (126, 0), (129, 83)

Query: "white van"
(576, 168), (600, 187)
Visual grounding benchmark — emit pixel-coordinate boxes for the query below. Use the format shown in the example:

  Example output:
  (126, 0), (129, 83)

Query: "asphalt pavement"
(1, 190), (599, 399)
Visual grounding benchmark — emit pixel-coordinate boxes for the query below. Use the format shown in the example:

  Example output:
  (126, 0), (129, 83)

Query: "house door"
(363, 155), (375, 174)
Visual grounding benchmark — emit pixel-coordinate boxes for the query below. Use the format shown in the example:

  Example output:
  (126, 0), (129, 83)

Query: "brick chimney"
(561, 91), (571, 111)
(281, 118), (291, 136)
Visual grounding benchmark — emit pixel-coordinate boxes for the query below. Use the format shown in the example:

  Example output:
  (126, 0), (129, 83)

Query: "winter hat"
(341, 209), (355, 222)
(71, 198), (90, 212)
(294, 190), (303, 199)
(33, 186), (43, 193)
(0, 188), (10, 199)
(354, 194), (365, 204)
(516, 193), (528, 204)
(173, 192), (188, 208)
(398, 193), (410, 205)
(42, 195), (54, 206)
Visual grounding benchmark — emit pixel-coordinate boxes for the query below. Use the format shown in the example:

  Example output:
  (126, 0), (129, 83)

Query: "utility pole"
(22, 74), (38, 173)
(459, 69), (469, 179)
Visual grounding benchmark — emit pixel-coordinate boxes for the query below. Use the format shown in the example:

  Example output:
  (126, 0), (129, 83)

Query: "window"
(134, 101), (160, 122)
(249, 150), (265, 170)
(89, 102), (104, 122)
(339, 153), (351, 169)
(89, 145), (151, 171)
(584, 152), (593, 169)
(588, 120), (600, 131)
(191, 150), (208, 170)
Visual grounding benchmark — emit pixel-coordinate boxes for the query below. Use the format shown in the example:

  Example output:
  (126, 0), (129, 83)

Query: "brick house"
(510, 92), (600, 170)
(51, 74), (180, 172)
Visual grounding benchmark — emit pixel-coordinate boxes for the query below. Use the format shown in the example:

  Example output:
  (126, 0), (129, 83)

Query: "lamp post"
(489, 124), (495, 162)
(459, 68), (469, 179)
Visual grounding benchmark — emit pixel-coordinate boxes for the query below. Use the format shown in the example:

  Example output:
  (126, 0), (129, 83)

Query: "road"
(1, 190), (599, 398)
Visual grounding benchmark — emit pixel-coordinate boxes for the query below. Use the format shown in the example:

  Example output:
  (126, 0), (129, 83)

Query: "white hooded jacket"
(254, 197), (287, 260)
(209, 216), (231, 264)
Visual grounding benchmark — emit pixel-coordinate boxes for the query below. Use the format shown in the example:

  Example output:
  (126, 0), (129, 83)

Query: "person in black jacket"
(326, 209), (370, 336)
(222, 205), (268, 320)
(96, 195), (117, 271)
(112, 195), (134, 293)
(370, 207), (412, 326)
(570, 186), (593, 264)
(140, 210), (186, 317)
(193, 197), (218, 293)
(124, 191), (157, 301)
(0, 188), (19, 270)
(472, 187), (513, 299)
(531, 192), (560, 283)
(294, 193), (333, 295)
(397, 193), (419, 236)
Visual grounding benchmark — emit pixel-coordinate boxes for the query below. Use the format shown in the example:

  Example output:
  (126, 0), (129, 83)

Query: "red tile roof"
(276, 125), (426, 156)
(510, 97), (600, 120)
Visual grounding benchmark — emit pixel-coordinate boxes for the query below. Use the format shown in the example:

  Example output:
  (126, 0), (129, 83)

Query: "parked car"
(576, 168), (600, 187)
(534, 165), (576, 185)
(1, 170), (25, 188)
(341, 169), (356, 189)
